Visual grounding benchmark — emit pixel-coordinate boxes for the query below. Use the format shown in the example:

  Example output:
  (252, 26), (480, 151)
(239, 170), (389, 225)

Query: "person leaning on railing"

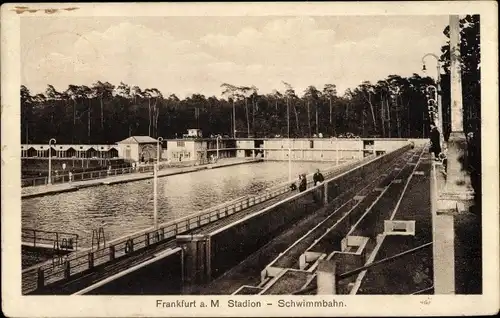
(313, 169), (325, 186)
(299, 174), (307, 192)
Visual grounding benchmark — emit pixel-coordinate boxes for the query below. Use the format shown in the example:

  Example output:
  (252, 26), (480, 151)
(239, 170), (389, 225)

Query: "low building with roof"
(116, 136), (161, 163)
(21, 144), (119, 159)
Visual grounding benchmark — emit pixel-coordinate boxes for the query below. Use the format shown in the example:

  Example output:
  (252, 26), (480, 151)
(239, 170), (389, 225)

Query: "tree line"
(20, 15), (479, 145)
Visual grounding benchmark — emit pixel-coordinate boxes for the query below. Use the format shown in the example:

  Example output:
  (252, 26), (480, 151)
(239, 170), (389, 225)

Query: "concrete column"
(444, 15), (474, 198)
(317, 260), (337, 294)
(176, 235), (210, 287)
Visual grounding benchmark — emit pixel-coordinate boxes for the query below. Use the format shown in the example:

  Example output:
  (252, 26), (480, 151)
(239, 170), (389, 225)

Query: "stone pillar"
(432, 17), (475, 293)
(444, 15), (474, 200)
(176, 234), (210, 289)
(317, 260), (337, 294)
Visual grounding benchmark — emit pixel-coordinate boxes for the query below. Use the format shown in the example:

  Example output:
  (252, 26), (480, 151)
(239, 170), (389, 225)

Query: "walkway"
(22, 158), (262, 198)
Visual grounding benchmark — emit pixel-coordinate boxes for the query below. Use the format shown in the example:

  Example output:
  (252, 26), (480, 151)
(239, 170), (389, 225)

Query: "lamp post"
(153, 161), (158, 230)
(285, 95), (292, 182)
(288, 138), (292, 182)
(156, 137), (163, 166)
(154, 136), (163, 230)
(216, 135), (222, 160)
(422, 53), (443, 147)
(233, 100), (236, 139)
(427, 98), (438, 124)
(48, 138), (56, 185)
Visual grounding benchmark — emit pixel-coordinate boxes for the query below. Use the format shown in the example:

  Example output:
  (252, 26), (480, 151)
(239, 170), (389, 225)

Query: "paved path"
(22, 158), (262, 199)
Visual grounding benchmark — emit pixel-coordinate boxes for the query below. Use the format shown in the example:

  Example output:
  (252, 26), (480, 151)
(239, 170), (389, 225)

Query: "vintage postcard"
(1, 1), (499, 317)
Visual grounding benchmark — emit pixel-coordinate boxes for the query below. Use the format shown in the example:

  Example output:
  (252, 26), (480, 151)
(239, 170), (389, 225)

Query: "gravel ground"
(357, 159), (433, 294)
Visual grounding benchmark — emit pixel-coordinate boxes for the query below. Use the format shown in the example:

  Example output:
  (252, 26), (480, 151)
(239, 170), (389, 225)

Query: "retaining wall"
(177, 143), (412, 286)
(75, 248), (183, 295)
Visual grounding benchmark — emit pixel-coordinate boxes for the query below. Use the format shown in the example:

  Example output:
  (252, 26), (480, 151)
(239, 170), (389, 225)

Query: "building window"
(177, 141), (185, 147)
(309, 140), (314, 149)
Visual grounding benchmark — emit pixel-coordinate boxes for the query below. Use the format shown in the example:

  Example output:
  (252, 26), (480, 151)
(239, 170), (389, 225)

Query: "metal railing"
(21, 158), (261, 188)
(25, 157), (367, 293)
(22, 228), (79, 252)
(21, 164), (159, 188)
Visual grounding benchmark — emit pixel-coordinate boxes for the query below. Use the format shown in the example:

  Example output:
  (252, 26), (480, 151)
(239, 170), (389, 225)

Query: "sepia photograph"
(2, 2), (499, 317)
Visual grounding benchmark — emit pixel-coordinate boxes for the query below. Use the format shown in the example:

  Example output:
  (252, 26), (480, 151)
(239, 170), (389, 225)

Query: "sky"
(21, 15), (449, 98)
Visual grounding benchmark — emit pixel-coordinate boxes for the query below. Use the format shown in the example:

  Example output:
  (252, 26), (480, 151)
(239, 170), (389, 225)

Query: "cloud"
(22, 17), (448, 98)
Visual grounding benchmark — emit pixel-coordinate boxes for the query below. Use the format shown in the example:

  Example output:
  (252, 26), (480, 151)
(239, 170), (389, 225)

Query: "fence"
(22, 228), (79, 252)
(25, 157), (365, 293)
(21, 164), (158, 187)
(21, 157), (259, 188)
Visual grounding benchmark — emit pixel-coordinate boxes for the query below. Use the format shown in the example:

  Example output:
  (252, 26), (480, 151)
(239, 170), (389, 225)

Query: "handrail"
(22, 158), (260, 188)
(21, 164), (156, 188)
(22, 228), (79, 237)
(25, 157), (367, 293)
(22, 228), (79, 251)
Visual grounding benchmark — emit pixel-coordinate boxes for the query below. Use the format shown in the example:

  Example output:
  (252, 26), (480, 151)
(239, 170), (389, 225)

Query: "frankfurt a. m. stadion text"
(156, 299), (346, 308)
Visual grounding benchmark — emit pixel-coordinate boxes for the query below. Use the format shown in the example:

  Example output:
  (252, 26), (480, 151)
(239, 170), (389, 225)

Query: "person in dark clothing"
(298, 174), (307, 192)
(290, 182), (297, 191)
(313, 169), (325, 186)
(430, 125), (441, 159)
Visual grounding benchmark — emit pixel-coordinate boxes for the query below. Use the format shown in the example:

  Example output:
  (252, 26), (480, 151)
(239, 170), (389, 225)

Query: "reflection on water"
(22, 161), (335, 247)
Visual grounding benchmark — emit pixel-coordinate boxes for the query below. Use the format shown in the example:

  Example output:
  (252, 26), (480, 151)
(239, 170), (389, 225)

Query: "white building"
(165, 138), (236, 163)
(116, 136), (161, 163)
(184, 129), (203, 138)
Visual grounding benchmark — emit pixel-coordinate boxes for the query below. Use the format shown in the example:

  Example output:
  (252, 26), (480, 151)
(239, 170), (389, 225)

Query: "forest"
(20, 15), (480, 145)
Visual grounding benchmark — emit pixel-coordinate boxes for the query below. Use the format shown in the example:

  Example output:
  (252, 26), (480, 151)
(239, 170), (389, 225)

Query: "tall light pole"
(427, 98), (438, 124)
(287, 96), (292, 182)
(216, 135), (222, 160)
(154, 137), (162, 230)
(156, 137), (163, 166)
(232, 99), (236, 139)
(48, 138), (56, 185)
(422, 53), (444, 147)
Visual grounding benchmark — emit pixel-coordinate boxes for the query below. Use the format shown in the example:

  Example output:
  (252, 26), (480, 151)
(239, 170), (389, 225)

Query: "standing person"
(291, 174), (301, 191)
(430, 124), (441, 159)
(299, 173), (307, 192)
(313, 169), (325, 186)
